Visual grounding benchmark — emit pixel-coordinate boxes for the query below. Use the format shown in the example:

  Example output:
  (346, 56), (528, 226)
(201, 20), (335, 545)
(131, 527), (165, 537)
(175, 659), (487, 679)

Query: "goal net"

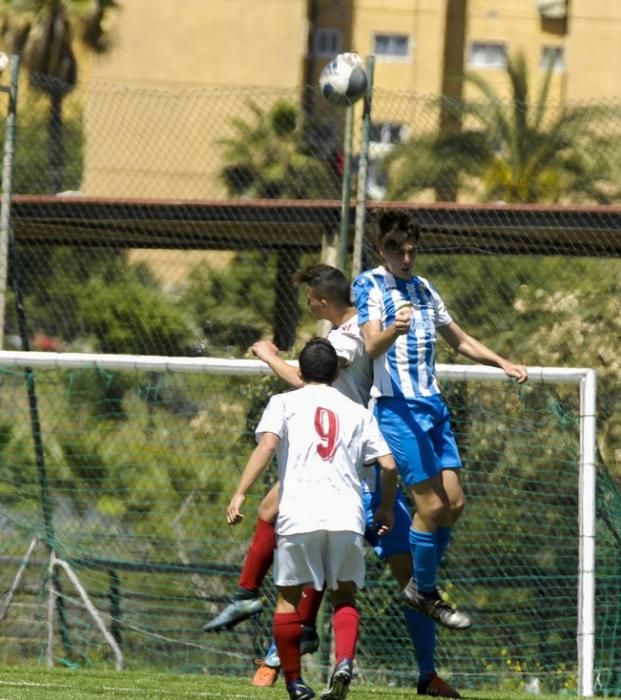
(0, 350), (616, 696)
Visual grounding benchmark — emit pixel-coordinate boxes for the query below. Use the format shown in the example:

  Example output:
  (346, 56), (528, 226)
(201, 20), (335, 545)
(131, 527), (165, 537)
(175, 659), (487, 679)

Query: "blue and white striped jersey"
(353, 266), (452, 399)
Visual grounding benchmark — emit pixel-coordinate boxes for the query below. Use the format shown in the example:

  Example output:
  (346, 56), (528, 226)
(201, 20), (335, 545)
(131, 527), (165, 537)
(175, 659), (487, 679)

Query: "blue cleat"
(202, 597), (263, 632)
(320, 657), (353, 699)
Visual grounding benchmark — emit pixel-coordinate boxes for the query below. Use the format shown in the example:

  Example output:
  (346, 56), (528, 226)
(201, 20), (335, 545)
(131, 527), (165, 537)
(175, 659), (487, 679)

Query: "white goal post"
(0, 351), (597, 697)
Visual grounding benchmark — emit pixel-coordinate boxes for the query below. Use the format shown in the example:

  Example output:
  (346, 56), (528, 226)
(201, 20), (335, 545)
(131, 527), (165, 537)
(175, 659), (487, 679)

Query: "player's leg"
(273, 585), (315, 700)
(374, 397), (470, 630)
(387, 553), (460, 698)
(322, 581), (358, 700)
(321, 531), (365, 700)
(437, 468), (465, 562)
(296, 584), (323, 652)
(252, 587), (323, 687)
(366, 484), (460, 698)
(274, 531), (326, 699)
(402, 479), (471, 630)
(430, 402), (465, 564)
(204, 482), (280, 632)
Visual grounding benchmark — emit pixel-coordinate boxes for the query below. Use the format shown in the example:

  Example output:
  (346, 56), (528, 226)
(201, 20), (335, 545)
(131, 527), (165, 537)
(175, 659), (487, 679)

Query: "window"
(541, 46), (565, 72)
(535, 0), (567, 18)
(313, 28), (342, 57)
(469, 42), (507, 69)
(367, 122), (409, 200)
(370, 122), (408, 147)
(372, 33), (410, 60)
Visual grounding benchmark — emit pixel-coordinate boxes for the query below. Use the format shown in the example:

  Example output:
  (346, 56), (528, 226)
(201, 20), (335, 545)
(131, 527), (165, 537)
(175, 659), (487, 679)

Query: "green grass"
(0, 666), (575, 699)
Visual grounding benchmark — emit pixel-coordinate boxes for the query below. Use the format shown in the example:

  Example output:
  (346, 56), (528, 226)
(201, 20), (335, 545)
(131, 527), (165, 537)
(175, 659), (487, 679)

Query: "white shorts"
(273, 530), (365, 591)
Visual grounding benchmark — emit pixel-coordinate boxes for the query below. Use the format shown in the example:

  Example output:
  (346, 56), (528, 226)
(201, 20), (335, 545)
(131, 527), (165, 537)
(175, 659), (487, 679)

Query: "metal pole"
(578, 368), (597, 698)
(0, 54), (20, 349)
(0, 54), (73, 659)
(352, 55), (374, 279)
(337, 103), (354, 272)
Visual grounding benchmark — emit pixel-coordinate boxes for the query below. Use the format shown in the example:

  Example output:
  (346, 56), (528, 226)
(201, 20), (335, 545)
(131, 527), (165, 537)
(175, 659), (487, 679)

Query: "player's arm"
(250, 340), (303, 388)
(360, 312), (411, 360)
(373, 453), (398, 535)
(438, 321), (528, 383)
(227, 431), (280, 525)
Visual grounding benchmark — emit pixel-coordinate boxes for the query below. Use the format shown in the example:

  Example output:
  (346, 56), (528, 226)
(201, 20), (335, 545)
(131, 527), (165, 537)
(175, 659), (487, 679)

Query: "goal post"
(436, 362), (596, 698)
(0, 350), (599, 695)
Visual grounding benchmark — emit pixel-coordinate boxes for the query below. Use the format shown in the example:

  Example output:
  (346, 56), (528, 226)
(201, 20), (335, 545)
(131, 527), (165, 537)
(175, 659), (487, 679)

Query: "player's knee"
(257, 501), (278, 523)
(450, 493), (465, 519)
(420, 500), (445, 527)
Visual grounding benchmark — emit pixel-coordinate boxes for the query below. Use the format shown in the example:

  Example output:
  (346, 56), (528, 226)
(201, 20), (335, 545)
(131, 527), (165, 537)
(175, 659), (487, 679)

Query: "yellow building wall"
(83, 0), (307, 197)
(462, 0), (567, 101)
(566, 0), (621, 100)
(91, 0), (307, 89)
(80, 0), (621, 198)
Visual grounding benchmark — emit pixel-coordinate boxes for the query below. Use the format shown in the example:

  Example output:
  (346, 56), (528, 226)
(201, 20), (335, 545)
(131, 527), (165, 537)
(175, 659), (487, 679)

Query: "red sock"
(238, 518), (276, 592)
(333, 604), (360, 662)
(273, 611), (303, 682)
(297, 586), (324, 627)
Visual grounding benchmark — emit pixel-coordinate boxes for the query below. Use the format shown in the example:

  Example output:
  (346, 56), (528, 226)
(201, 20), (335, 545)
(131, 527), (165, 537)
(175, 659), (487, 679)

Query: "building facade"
(80, 0), (620, 198)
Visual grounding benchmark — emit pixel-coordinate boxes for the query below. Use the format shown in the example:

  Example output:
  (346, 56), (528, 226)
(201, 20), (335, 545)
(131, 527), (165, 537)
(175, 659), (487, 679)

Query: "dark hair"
(293, 264), (351, 306)
(298, 337), (338, 384)
(374, 209), (420, 251)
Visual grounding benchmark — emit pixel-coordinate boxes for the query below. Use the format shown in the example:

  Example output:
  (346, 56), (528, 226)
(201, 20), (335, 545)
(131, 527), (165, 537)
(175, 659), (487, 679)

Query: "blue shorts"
(374, 395), (462, 487)
(363, 476), (411, 560)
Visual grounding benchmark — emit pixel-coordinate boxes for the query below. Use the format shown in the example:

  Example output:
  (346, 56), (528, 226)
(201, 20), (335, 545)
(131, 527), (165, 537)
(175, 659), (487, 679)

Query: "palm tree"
(384, 50), (621, 204)
(218, 99), (339, 349)
(1, 0), (118, 193)
(219, 99), (339, 200)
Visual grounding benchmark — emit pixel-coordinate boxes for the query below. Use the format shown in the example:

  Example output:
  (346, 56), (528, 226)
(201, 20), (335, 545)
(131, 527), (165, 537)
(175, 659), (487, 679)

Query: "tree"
(219, 99), (338, 200)
(1, 0), (119, 193)
(218, 100), (338, 349)
(384, 50), (621, 204)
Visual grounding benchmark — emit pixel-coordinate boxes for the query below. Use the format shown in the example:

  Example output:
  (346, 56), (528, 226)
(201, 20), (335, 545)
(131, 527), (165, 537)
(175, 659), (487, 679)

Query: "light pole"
(0, 52), (20, 350)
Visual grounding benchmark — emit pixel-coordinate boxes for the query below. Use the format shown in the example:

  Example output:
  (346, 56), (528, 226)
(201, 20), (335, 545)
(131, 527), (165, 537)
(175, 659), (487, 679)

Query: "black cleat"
(300, 625), (320, 655)
(203, 597), (263, 632)
(320, 657), (353, 699)
(401, 579), (471, 630)
(287, 679), (316, 699)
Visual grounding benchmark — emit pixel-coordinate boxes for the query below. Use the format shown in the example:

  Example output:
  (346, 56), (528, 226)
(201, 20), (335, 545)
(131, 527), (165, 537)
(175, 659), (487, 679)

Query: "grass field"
(0, 666), (574, 699)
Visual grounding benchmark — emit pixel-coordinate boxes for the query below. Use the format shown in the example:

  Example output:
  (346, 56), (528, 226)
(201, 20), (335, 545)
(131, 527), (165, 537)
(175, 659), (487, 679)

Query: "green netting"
(0, 360), (617, 696)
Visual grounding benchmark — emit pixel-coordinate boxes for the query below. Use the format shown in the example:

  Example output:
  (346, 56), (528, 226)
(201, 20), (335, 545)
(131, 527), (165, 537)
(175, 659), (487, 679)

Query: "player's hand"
(226, 493), (246, 525)
(373, 506), (394, 536)
(502, 362), (529, 384)
(250, 340), (280, 361)
(393, 306), (412, 335)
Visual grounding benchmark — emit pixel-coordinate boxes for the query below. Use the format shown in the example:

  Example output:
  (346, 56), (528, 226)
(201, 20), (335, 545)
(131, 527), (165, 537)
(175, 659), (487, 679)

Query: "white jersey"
(328, 313), (373, 407)
(256, 384), (390, 536)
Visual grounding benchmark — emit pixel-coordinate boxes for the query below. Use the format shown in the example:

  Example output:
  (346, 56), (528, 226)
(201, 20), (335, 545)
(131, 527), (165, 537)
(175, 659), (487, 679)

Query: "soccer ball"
(319, 52), (368, 107)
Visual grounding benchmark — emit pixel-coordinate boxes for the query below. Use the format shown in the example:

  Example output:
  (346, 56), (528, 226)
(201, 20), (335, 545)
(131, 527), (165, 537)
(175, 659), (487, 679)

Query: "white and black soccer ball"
(319, 52), (368, 107)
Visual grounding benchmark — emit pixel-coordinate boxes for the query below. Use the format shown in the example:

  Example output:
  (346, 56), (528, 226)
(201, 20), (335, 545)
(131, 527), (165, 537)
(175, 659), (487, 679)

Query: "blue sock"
(436, 526), (452, 566)
(264, 638), (280, 666)
(404, 607), (436, 679)
(409, 529), (438, 593)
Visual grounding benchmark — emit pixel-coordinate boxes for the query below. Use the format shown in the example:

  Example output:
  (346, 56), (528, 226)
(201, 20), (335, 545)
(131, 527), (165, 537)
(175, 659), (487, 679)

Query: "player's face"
(381, 242), (417, 280)
(306, 287), (328, 320)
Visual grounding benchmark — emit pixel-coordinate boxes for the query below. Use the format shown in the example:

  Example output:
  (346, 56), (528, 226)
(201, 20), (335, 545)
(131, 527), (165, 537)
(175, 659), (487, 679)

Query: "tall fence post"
(0, 53), (19, 349)
(337, 104), (354, 272)
(352, 55), (374, 279)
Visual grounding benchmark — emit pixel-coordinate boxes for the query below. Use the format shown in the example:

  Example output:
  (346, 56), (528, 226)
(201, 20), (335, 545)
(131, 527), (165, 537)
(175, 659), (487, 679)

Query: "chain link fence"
(0, 74), (620, 692)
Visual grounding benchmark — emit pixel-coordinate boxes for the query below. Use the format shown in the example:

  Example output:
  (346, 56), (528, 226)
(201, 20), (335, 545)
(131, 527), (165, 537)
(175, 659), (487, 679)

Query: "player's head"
(374, 209), (420, 280)
(293, 264), (351, 320)
(298, 337), (339, 384)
